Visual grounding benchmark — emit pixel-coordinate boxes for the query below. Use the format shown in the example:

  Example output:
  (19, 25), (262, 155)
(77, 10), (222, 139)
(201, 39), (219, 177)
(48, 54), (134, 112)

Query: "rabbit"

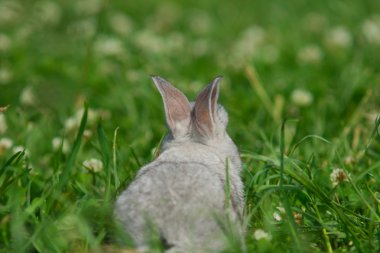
(115, 76), (244, 253)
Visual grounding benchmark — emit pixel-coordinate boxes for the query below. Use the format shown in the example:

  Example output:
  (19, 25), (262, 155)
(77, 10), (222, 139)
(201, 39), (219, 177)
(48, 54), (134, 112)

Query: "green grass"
(1, 0), (380, 252)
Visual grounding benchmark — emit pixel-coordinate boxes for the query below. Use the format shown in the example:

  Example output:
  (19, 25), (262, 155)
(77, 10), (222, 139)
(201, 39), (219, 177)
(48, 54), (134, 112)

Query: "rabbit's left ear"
(193, 76), (221, 137)
(152, 76), (192, 138)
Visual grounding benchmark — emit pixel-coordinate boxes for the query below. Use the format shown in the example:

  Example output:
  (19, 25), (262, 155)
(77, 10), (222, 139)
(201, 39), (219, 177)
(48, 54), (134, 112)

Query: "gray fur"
(115, 76), (244, 252)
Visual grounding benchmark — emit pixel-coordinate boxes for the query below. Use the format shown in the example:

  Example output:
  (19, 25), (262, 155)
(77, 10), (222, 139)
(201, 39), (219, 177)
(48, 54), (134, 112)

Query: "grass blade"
(129, 146), (142, 168)
(245, 65), (277, 122)
(280, 120), (301, 252)
(0, 151), (24, 178)
(50, 104), (88, 209)
(97, 122), (112, 201)
(112, 127), (120, 189)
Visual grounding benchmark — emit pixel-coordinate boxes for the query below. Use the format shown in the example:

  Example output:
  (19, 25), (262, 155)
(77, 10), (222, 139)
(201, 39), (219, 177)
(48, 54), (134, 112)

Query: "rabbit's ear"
(193, 76), (222, 137)
(152, 76), (191, 138)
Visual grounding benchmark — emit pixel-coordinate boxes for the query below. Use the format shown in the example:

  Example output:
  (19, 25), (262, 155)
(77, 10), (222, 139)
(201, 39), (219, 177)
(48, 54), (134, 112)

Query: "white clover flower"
(273, 206), (285, 221)
(65, 108), (99, 133)
(20, 86), (36, 106)
(134, 30), (165, 54)
(83, 158), (103, 173)
(291, 89), (314, 107)
(108, 12), (133, 37)
(52, 137), (70, 154)
(362, 16), (380, 45)
(0, 67), (13, 84)
(64, 116), (78, 133)
(75, 108), (99, 126)
(0, 137), (13, 155)
(13, 145), (30, 157)
(0, 33), (11, 51)
(228, 26), (266, 69)
(330, 168), (349, 187)
(293, 211), (303, 225)
(273, 212), (282, 222)
(94, 36), (125, 57)
(0, 0), (21, 25)
(241, 26), (266, 46)
(297, 45), (323, 64)
(0, 114), (7, 134)
(83, 129), (92, 140)
(325, 26), (352, 49)
(253, 229), (272, 241)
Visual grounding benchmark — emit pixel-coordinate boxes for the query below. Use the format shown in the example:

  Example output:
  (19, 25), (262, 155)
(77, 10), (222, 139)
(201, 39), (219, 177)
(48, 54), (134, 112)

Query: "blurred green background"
(0, 0), (379, 252)
(1, 0), (380, 144)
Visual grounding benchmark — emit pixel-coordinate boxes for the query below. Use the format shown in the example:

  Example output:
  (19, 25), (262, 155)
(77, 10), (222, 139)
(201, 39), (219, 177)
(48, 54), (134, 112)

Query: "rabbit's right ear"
(152, 76), (191, 138)
(193, 76), (222, 138)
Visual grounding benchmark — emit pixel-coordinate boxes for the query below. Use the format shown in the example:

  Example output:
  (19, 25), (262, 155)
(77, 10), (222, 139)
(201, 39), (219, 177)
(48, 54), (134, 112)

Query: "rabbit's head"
(152, 76), (241, 171)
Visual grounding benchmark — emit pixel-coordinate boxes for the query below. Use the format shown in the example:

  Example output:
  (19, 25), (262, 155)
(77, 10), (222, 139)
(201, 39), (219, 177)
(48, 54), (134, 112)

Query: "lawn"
(0, 0), (379, 252)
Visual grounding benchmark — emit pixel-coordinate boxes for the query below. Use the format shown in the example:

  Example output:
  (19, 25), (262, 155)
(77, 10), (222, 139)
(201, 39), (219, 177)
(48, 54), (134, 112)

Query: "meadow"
(0, 0), (380, 252)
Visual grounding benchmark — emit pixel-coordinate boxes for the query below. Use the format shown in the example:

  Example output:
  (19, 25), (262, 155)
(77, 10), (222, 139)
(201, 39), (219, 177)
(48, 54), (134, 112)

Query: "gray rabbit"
(115, 76), (244, 252)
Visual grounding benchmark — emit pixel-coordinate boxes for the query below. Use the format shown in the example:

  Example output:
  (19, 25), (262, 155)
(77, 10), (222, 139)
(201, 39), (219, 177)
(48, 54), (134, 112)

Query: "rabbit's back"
(115, 157), (227, 251)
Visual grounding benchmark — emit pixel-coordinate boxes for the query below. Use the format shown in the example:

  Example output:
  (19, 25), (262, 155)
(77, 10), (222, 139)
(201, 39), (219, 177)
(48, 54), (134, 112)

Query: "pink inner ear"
(193, 78), (220, 137)
(209, 82), (219, 118)
(152, 76), (191, 137)
(194, 85), (213, 133)
(161, 84), (191, 124)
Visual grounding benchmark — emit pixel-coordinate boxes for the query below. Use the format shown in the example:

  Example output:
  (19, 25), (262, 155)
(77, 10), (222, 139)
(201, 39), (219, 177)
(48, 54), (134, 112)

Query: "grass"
(1, 0), (380, 252)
